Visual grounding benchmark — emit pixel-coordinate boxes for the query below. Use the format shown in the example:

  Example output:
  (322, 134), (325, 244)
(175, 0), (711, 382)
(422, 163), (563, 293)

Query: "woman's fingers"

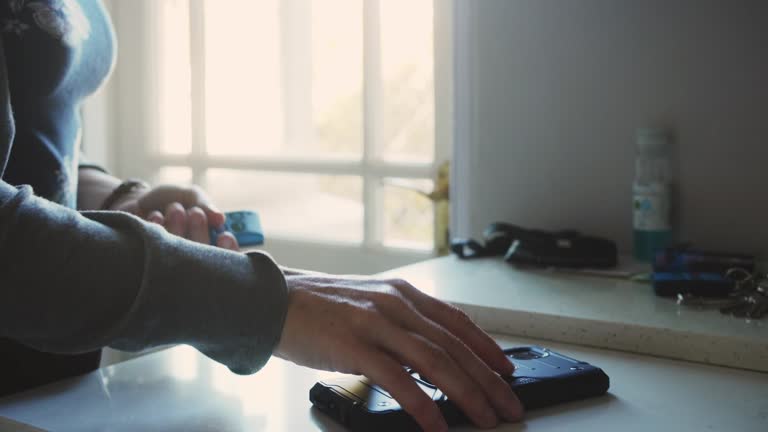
(216, 231), (239, 251)
(132, 186), (231, 248)
(369, 317), (499, 429)
(199, 204), (225, 228)
(148, 200), (232, 248)
(375, 295), (523, 422)
(138, 184), (226, 228)
(163, 202), (187, 237)
(146, 210), (165, 226)
(397, 281), (515, 376)
(177, 186), (225, 228)
(186, 207), (209, 244)
(354, 348), (448, 432)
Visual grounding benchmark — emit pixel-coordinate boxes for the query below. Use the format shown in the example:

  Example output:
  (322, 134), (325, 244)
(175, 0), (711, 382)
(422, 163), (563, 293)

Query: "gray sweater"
(0, 13), (288, 377)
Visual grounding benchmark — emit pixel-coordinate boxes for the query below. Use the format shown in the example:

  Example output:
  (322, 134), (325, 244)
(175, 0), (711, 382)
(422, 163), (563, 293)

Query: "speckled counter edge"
(456, 303), (768, 373)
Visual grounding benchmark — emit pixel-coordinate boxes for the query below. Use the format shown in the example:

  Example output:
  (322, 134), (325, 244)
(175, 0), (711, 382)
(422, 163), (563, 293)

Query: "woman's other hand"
(110, 184), (238, 251)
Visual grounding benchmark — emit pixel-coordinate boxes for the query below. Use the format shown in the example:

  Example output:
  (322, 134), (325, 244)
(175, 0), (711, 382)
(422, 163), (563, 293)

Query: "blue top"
(0, 1), (288, 397)
(1, 0), (115, 207)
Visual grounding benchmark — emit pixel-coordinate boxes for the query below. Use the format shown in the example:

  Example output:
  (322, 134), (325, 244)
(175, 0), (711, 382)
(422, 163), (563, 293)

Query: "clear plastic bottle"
(633, 127), (673, 261)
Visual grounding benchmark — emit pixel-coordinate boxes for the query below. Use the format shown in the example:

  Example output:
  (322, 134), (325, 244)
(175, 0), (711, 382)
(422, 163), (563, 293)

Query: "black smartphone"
(310, 346), (610, 432)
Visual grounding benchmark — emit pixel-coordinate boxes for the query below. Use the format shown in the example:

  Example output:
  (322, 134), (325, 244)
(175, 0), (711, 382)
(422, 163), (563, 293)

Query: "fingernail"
(505, 357), (516, 374)
(222, 235), (236, 250)
(187, 211), (201, 227)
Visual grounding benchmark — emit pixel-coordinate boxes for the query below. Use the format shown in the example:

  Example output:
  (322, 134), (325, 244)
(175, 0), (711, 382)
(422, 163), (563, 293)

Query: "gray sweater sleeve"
(0, 36), (288, 375)
(0, 182), (289, 375)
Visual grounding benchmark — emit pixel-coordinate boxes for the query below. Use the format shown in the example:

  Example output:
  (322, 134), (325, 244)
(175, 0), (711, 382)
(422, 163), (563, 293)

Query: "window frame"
(96, 0), (453, 273)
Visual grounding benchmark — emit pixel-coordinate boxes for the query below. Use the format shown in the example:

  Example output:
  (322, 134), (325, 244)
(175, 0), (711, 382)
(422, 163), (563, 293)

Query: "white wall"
(453, 0), (768, 256)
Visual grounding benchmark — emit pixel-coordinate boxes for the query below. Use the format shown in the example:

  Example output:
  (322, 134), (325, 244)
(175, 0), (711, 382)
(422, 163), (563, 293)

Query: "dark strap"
(451, 222), (618, 268)
(450, 238), (489, 259)
(100, 178), (149, 210)
(451, 223), (544, 259)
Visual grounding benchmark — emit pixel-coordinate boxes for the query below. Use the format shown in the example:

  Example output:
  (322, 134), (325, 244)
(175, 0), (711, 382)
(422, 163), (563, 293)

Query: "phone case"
(209, 210), (264, 246)
(310, 346), (610, 432)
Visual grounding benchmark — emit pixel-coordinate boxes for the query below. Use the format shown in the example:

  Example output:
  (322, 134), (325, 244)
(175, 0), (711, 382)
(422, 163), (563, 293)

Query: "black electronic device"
(310, 346), (610, 432)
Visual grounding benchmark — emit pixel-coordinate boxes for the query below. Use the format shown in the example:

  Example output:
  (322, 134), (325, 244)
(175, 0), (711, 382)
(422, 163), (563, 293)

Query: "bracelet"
(101, 178), (150, 210)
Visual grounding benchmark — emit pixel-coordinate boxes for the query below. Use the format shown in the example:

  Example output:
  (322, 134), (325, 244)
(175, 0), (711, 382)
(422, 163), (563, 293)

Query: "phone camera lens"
(508, 349), (544, 360)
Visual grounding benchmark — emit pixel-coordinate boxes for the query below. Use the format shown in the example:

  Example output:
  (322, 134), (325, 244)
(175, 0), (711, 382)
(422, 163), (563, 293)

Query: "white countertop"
(1, 335), (766, 432)
(383, 256), (768, 372)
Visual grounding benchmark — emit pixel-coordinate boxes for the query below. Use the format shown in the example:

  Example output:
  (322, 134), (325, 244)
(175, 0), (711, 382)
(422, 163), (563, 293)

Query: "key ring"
(724, 267), (763, 295)
(676, 267), (768, 320)
(725, 267), (753, 282)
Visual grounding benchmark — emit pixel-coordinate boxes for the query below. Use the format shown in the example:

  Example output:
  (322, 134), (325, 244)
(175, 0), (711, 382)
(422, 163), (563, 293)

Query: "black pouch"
(451, 222), (618, 269)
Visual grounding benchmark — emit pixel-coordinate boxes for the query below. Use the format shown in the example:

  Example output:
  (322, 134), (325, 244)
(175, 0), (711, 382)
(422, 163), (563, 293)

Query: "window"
(106, 0), (451, 273)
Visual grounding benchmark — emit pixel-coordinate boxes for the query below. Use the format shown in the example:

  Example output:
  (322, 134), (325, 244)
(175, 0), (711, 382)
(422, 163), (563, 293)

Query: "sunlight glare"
(157, 0), (193, 154)
(204, 0), (284, 156)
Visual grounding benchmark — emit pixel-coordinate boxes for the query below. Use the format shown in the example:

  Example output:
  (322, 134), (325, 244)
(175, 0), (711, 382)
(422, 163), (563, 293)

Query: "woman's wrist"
(77, 167), (149, 211)
(77, 167), (122, 210)
(100, 179), (150, 210)
(280, 266), (326, 277)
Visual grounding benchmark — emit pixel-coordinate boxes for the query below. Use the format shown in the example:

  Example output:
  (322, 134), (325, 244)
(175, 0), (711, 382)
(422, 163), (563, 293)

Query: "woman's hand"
(111, 184), (239, 251)
(77, 169), (237, 250)
(276, 275), (524, 432)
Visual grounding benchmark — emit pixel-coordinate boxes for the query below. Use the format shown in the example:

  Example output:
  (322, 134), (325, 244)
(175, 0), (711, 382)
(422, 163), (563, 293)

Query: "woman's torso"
(1, 0), (115, 206)
(0, 0), (115, 396)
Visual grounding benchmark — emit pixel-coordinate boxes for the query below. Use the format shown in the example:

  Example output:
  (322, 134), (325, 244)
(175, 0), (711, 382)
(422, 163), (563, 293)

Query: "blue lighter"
(210, 210), (264, 246)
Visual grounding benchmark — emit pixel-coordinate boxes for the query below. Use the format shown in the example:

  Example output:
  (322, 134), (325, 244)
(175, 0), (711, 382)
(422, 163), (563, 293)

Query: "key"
(677, 268), (768, 320)
(719, 295), (766, 319)
(677, 294), (743, 309)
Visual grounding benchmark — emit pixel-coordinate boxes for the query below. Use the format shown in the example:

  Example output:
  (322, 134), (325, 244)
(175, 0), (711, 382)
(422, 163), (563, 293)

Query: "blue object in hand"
(210, 211), (264, 246)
